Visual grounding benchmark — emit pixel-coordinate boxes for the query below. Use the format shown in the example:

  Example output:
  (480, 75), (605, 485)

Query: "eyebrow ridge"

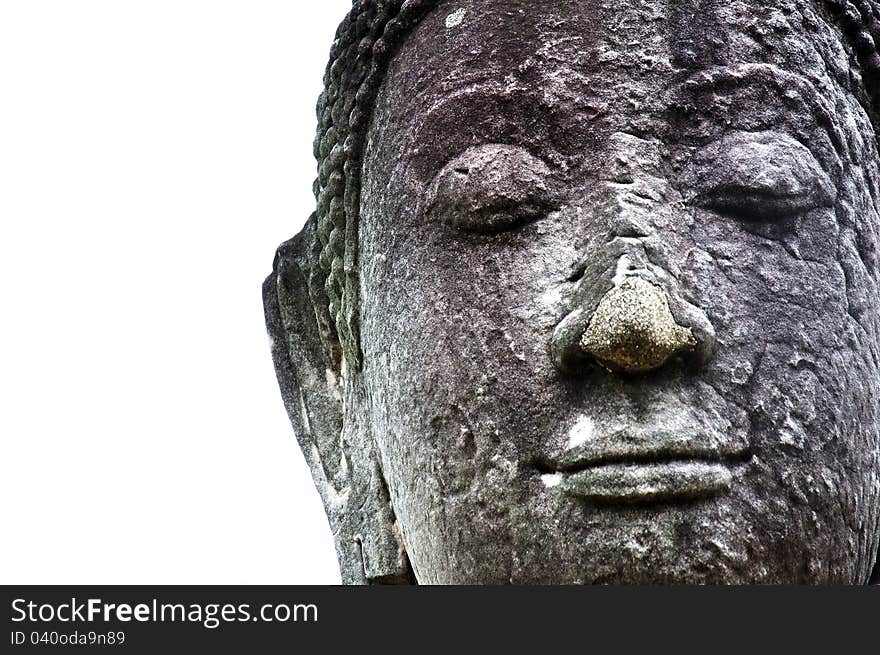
(676, 63), (848, 158)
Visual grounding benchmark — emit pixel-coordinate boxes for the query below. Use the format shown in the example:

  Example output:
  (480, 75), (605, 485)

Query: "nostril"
(551, 305), (595, 375)
(566, 262), (588, 283)
(579, 277), (697, 374)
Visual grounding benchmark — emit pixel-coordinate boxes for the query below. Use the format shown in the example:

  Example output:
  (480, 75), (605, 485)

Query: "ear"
(263, 215), (414, 584)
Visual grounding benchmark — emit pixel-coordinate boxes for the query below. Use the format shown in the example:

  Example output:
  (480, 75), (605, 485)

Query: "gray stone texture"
(266, 0), (880, 584)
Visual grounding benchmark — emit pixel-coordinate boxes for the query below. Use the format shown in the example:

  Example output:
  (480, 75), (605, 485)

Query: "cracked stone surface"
(266, 0), (880, 584)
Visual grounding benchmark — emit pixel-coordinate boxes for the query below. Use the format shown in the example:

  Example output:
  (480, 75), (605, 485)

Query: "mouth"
(533, 445), (752, 504)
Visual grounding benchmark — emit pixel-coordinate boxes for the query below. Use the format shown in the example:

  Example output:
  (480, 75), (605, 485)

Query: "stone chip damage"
(580, 277), (697, 374)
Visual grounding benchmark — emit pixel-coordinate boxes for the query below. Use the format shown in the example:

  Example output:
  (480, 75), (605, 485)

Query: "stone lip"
(534, 438), (752, 504)
(560, 461), (736, 504)
(547, 439), (752, 473)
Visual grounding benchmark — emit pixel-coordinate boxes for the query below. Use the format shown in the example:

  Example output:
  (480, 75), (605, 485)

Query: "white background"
(0, 1), (354, 584)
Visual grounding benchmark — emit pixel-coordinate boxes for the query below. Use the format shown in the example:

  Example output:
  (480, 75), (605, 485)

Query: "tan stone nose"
(580, 277), (697, 374)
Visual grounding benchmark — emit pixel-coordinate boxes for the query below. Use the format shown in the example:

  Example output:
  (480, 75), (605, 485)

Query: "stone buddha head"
(265, 0), (880, 583)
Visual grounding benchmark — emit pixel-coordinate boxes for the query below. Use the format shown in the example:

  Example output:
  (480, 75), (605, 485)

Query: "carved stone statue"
(264, 0), (880, 584)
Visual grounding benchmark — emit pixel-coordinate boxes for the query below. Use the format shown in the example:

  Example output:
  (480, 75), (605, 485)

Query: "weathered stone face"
(353, 0), (880, 582)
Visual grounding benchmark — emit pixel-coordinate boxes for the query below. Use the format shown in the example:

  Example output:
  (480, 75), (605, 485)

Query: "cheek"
(362, 207), (583, 385)
(684, 210), (848, 352)
(685, 207), (880, 458)
(360, 215), (579, 447)
(358, 214), (586, 566)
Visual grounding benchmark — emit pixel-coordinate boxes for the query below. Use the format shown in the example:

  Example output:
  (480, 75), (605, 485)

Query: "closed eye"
(685, 131), (836, 221)
(426, 144), (557, 233)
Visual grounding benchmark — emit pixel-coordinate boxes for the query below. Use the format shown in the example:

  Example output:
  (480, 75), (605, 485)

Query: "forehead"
(369, 0), (852, 175)
(386, 0), (841, 89)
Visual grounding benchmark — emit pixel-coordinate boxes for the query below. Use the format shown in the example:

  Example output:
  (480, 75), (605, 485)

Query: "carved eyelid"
(425, 143), (556, 233)
(684, 130), (836, 219)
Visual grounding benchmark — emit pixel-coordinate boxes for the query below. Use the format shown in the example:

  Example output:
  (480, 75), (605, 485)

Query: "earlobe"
(263, 215), (414, 584)
(358, 460), (415, 584)
(264, 216), (345, 494)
